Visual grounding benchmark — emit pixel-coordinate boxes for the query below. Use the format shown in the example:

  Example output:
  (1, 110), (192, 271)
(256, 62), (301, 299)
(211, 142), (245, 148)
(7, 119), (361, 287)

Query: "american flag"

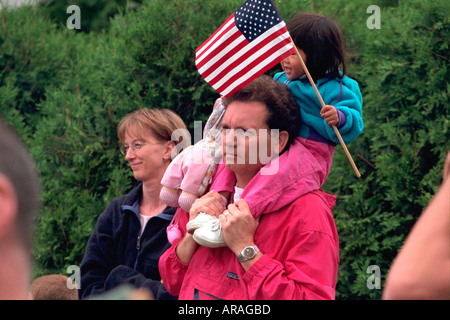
(195, 0), (295, 97)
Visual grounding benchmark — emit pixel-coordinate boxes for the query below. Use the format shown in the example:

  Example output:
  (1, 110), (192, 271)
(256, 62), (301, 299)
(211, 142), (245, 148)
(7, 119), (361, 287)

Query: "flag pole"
(292, 42), (361, 178)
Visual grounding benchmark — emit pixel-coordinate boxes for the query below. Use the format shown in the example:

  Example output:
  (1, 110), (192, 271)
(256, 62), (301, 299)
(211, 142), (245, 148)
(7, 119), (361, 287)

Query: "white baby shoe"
(192, 214), (226, 248)
(192, 218), (226, 248)
(186, 212), (219, 233)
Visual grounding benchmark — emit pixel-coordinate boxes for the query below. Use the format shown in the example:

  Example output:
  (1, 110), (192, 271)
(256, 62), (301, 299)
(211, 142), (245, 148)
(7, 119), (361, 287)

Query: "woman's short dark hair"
(222, 75), (301, 151)
(287, 12), (346, 82)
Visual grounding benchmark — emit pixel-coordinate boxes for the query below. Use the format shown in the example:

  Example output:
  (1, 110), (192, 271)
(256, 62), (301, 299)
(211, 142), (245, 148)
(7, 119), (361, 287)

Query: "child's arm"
(322, 78), (363, 145)
(273, 72), (363, 145)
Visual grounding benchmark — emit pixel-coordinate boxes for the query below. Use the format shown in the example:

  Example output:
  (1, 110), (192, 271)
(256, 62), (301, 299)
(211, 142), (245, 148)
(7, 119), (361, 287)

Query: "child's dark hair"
(287, 13), (346, 82)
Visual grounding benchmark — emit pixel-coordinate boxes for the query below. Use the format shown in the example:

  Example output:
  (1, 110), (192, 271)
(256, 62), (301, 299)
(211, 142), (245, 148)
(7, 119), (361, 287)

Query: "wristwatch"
(237, 245), (260, 263)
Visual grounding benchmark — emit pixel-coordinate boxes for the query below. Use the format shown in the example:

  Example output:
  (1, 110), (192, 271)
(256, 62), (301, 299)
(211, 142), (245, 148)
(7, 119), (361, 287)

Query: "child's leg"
(160, 144), (213, 211)
(160, 187), (180, 208)
(177, 143), (218, 212)
(241, 137), (334, 218)
(300, 137), (335, 180)
(209, 163), (236, 203)
(160, 146), (192, 207)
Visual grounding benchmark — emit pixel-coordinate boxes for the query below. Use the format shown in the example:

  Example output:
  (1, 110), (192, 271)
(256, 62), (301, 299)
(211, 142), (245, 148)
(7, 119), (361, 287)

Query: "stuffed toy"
(160, 98), (226, 213)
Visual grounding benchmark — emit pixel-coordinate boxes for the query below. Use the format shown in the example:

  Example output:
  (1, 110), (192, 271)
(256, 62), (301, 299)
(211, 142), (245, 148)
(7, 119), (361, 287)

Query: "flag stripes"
(195, 0), (295, 97)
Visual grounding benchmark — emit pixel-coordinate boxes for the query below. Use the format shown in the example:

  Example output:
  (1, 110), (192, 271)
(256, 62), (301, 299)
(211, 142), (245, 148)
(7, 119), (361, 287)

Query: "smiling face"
(122, 126), (171, 183)
(280, 50), (307, 80)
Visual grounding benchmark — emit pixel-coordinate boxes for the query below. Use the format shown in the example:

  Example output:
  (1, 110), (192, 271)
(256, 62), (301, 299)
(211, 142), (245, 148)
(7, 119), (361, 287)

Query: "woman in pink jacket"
(159, 76), (339, 300)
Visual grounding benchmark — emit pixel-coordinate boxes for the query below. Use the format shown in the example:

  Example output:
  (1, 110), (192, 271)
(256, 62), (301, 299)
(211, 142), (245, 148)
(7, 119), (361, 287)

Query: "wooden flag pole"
(292, 43), (361, 178)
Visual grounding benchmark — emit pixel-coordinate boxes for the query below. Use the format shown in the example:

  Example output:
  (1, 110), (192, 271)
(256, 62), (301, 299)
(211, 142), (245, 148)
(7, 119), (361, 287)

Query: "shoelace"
(209, 219), (222, 232)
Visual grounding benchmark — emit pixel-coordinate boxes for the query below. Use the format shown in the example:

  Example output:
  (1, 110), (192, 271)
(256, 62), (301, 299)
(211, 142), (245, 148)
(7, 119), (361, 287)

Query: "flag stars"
(236, 0), (282, 41)
(196, 0), (294, 96)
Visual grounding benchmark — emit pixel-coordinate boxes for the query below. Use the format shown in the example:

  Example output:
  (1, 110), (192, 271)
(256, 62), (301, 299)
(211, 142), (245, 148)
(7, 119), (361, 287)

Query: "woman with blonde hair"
(79, 108), (189, 300)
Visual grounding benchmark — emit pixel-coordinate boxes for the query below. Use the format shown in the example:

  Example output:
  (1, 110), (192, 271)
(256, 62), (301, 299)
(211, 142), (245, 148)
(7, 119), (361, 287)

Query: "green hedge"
(1, 0), (448, 299)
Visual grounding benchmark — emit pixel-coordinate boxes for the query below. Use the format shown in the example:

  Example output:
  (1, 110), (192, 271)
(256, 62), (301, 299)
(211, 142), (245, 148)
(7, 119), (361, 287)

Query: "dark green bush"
(38, 0), (136, 33)
(320, 0), (450, 299)
(0, 0), (448, 299)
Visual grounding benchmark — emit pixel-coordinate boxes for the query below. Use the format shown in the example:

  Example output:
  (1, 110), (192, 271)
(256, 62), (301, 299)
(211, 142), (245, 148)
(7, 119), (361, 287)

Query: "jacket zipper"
(134, 235), (141, 270)
(136, 235), (141, 250)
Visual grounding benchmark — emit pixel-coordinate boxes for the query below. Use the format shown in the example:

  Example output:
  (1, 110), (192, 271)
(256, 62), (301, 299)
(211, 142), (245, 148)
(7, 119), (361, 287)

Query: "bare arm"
(175, 233), (198, 265)
(383, 152), (450, 299)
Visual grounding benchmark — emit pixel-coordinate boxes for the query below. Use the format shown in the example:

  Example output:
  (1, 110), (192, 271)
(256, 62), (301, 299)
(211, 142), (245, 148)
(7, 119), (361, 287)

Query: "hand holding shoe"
(188, 190), (226, 221)
(219, 199), (260, 256)
(187, 191), (227, 247)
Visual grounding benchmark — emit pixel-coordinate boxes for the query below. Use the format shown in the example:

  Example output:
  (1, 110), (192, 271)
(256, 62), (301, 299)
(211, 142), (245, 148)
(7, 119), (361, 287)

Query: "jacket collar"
(120, 182), (176, 221)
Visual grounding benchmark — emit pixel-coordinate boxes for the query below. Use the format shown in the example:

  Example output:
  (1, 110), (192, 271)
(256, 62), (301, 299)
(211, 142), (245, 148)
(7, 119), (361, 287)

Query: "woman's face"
(122, 128), (170, 183)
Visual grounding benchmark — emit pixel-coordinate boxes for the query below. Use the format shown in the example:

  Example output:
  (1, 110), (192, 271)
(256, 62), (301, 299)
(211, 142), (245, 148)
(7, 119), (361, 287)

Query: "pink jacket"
(158, 189), (339, 300)
(210, 137), (335, 219)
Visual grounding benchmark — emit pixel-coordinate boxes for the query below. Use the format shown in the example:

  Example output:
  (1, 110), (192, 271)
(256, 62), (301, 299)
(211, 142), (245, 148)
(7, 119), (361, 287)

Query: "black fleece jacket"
(79, 182), (177, 300)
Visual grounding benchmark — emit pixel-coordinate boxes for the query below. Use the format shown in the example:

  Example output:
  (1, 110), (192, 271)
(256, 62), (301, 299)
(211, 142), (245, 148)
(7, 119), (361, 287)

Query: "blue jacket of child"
(274, 72), (363, 145)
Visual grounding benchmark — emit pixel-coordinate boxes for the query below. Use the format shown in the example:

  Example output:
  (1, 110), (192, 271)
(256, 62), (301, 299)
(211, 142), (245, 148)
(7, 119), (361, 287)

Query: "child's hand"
(320, 105), (339, 127)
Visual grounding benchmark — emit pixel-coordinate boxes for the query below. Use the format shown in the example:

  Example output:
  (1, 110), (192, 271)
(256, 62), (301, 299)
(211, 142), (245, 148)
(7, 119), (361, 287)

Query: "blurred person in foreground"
(0, 117), (40, 300)
(383, 151), (450, 300)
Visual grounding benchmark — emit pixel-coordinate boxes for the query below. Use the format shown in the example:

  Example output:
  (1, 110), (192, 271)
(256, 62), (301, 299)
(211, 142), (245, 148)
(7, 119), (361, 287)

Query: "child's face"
(280, 49), (307, 80)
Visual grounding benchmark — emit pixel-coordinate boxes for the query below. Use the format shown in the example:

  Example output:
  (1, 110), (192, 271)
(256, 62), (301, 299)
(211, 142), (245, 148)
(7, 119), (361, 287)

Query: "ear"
(162, 141), (176, 161)
(0, 174), (18, 239)
(277, 131), (289, 154)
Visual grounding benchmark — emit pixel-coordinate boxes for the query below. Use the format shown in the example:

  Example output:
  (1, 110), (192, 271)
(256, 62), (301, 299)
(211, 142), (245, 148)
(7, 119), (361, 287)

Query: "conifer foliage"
(0, 0), (448, 299)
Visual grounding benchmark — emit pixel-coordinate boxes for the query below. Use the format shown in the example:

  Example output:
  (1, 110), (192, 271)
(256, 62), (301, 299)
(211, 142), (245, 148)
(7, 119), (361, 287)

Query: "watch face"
(244, 247), (255, 257)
